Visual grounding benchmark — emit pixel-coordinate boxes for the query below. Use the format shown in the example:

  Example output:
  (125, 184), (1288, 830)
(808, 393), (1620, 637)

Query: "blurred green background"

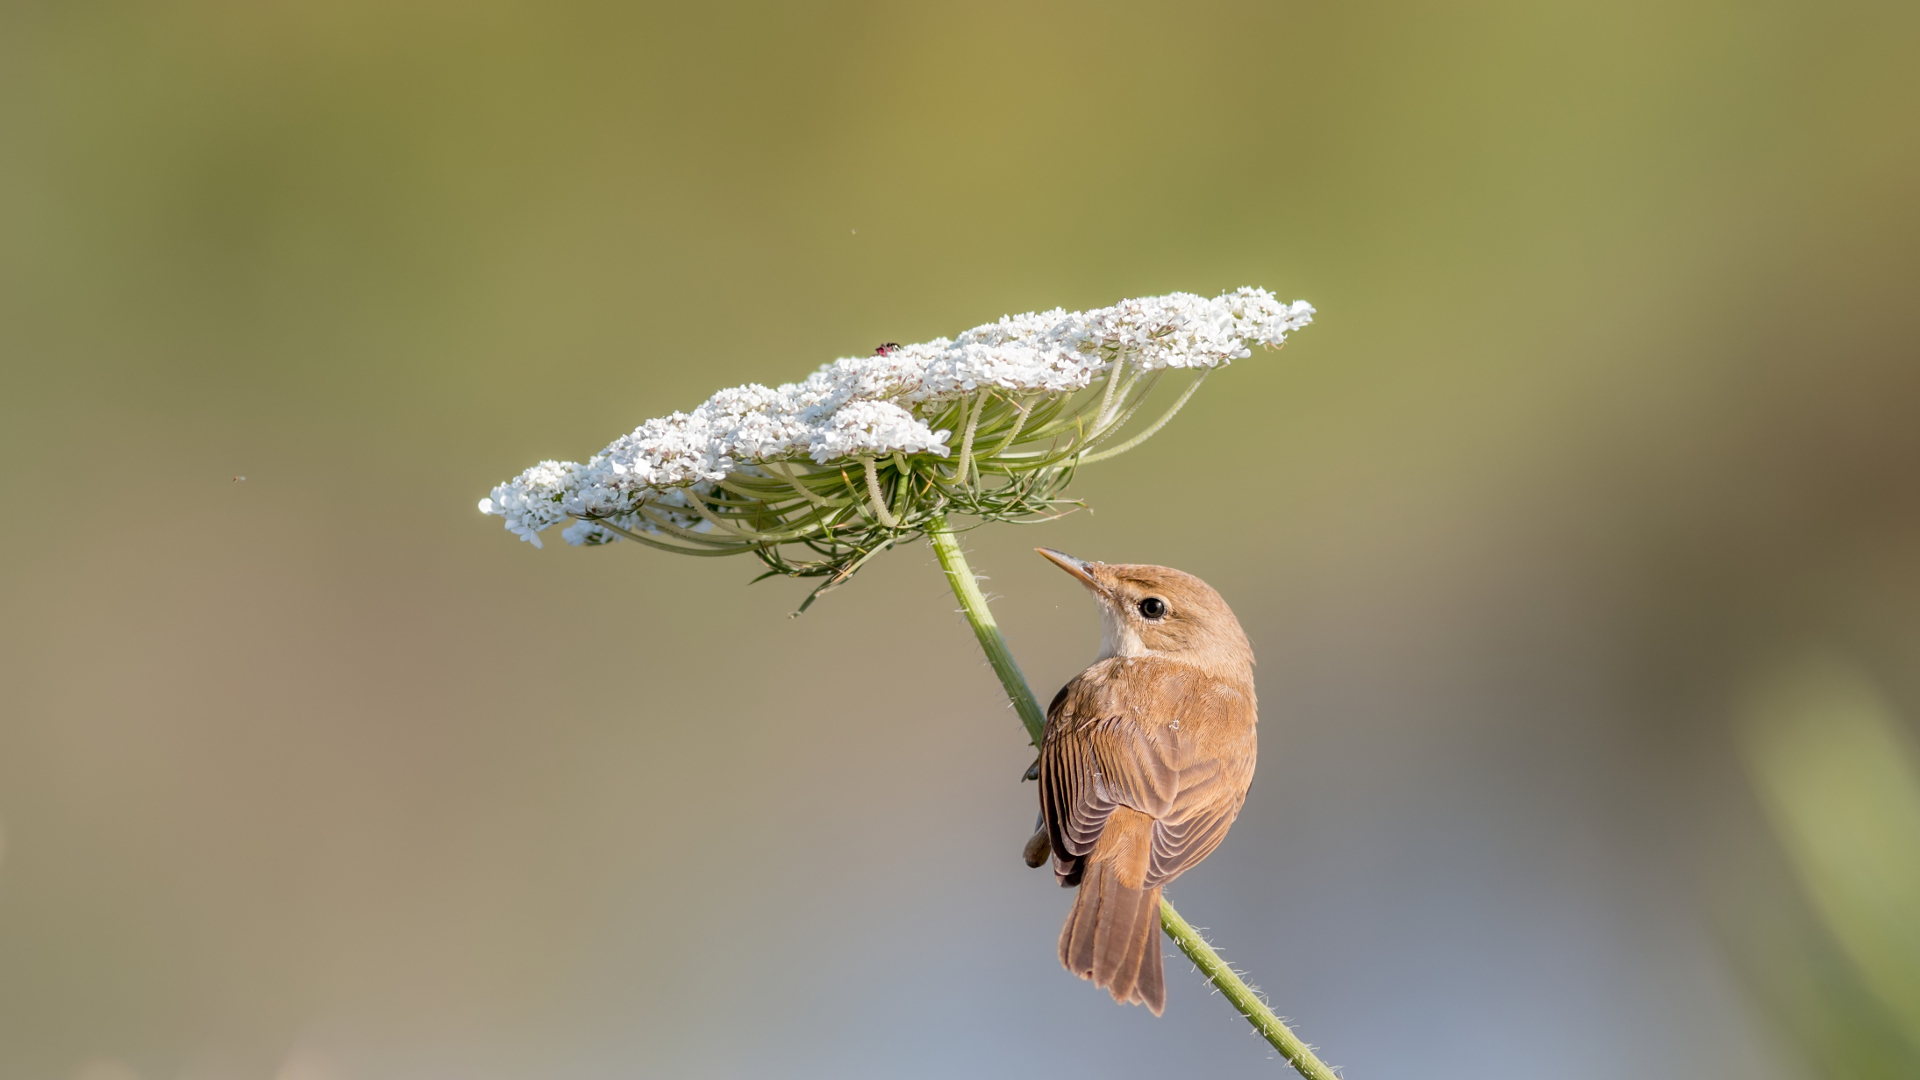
(4, 1), (1919, 1077)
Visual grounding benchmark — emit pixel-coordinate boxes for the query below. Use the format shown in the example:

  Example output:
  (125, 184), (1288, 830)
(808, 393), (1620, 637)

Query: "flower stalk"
(924, 513), (1341, 1080)
(1159, 902), (1341, 1080)
(927, 514), (1047, 747)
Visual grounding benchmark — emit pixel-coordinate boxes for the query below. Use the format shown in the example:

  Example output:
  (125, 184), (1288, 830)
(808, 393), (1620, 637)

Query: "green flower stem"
(1159, 901), (1341, 1080)
(924, 512), (1341, 1080)
(927, 513), (1047, 747)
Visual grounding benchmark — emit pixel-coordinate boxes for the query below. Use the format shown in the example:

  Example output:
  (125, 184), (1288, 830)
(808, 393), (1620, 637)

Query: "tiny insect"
(232, 475), (246, 482)
(874, 343), (901, 356)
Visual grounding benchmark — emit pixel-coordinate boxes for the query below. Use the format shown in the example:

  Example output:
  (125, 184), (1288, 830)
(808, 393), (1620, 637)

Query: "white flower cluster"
(480, 287), (1313, 547)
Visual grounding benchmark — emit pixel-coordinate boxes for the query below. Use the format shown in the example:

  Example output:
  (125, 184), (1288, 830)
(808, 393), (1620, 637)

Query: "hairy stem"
(1160, 901), (1341, 1080)
(927, 513), (1046, 747)
(924, 512), (1341, 1080)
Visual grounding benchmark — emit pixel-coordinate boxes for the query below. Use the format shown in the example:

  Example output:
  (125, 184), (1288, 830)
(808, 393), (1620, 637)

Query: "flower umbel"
(479, 287), (1313, 604)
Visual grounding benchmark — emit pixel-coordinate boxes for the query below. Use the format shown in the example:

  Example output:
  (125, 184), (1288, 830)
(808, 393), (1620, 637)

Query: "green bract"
(594, 364), (1209, 607)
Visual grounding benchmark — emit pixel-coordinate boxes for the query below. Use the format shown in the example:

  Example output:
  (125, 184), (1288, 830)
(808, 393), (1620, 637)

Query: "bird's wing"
(1143, 737), (1249, 887)
(1040, 660), (1252, 887)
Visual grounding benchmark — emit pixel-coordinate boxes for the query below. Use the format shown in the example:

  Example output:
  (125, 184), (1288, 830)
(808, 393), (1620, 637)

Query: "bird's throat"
(1096, 604), (1150, 661)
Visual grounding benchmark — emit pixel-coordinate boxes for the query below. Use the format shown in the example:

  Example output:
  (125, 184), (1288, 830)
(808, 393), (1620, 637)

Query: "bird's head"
(1036, 549), (1253, 679)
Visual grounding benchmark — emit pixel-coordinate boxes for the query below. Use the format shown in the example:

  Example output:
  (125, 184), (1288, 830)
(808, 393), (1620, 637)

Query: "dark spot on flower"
(874, 343), (901, 355)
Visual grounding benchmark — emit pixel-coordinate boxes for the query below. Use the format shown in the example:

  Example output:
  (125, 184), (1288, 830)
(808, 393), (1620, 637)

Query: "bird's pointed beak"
(1036, 548), (1105, 592)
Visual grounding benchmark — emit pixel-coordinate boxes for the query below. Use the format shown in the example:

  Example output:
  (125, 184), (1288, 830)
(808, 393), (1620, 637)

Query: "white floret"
(807, 400), (951, 463)
(479, 459), (591, 548)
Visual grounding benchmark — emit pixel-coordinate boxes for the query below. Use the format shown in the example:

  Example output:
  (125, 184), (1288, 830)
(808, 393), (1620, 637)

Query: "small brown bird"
(1031, 549), (1258, 1016)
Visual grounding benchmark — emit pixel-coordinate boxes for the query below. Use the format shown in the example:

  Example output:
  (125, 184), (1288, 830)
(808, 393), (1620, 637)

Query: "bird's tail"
(1058, 807), (1166, 1015)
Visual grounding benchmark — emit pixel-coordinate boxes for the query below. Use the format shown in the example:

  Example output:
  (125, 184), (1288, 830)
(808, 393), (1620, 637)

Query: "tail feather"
(1134, 914), (1166, 1012)
(1057, 808), (1167, 1015)
(1093, 875), (1148, 1004)
(1061, 861), (1101, 978)
(1107, 886), (1161, 1008)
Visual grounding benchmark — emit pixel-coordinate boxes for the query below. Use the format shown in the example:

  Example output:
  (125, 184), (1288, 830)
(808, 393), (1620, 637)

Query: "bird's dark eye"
(1138, 597), (1167, 619)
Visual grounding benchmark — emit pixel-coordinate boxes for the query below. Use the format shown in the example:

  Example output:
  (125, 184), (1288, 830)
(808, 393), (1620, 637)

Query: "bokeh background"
(4, 1), (1919, 1077)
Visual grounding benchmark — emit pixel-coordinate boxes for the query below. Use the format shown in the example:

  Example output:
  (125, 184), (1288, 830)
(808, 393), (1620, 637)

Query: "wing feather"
(1040, 659), (1254, 888)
